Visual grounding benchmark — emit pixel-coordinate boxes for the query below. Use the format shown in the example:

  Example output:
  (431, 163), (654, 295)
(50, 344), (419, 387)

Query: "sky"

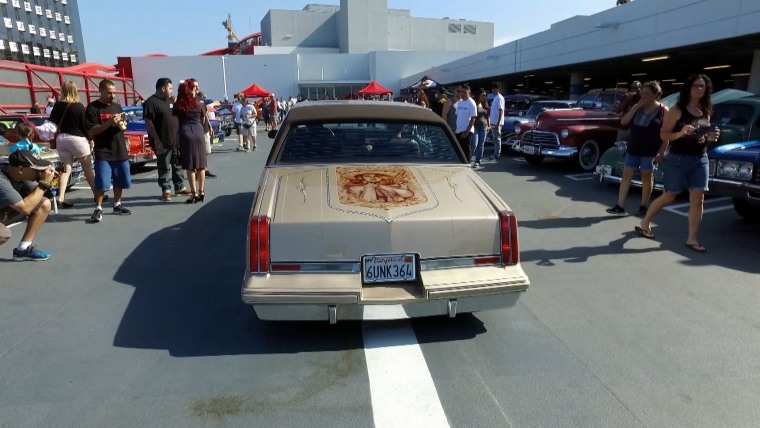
(77, 0), (616, 66)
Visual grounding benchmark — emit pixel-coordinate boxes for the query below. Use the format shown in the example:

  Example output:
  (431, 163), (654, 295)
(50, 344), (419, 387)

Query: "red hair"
(175, 80), (199, 113)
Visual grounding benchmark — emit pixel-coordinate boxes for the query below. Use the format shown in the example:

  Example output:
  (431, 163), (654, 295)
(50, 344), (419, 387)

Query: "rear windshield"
(275, 122), (461, 164)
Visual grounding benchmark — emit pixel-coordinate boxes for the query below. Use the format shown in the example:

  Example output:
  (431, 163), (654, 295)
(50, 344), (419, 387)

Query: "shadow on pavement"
(112, 191), (366, 357)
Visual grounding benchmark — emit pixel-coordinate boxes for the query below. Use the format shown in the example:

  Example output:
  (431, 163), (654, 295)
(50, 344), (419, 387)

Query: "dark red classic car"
(518, 90), (625, 171)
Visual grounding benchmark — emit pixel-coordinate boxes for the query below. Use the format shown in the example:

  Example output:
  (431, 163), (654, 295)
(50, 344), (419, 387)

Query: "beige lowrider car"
(243, 101), (529, 323)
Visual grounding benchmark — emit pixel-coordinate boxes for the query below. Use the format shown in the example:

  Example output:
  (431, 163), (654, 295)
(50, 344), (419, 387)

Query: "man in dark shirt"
(143, 78), (189, 201)
(85, 79), (132, 222)
(0, 150), (58, 260)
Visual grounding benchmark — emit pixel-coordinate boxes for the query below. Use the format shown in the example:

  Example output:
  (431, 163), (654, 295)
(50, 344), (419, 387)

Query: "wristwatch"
(37, 181), (52, 191)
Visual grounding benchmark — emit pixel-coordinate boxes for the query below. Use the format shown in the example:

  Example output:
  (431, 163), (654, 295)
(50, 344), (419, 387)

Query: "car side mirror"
(268, 129), (278, 139)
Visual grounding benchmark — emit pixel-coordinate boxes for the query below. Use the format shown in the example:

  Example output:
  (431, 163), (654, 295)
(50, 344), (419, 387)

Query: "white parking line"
(566, 173), (594, 181)
(663, 197), (732, 217)
(363, 321), (449, 428)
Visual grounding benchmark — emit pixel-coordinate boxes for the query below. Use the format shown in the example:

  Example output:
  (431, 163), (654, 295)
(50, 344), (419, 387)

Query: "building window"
(463, 24), (476, 34)
(448, 23), (461, 33)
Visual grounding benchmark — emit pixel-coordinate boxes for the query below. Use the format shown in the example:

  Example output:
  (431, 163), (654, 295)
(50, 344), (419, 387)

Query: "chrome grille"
(522, 130), (559, 147)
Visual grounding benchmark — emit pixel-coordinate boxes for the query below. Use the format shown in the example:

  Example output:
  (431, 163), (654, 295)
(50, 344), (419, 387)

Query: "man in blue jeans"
(488, 82), (505, 160)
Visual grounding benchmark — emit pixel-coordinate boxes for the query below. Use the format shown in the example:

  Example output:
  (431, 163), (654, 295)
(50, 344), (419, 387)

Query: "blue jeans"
(491, 126), (502, 157)
(470, 127), (487, 163)
(662, 153), (709, 193)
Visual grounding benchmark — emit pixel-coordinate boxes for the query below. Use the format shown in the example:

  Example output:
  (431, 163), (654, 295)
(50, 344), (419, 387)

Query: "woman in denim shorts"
(607, 81), (666, 216)
(636, 74), (720, 252)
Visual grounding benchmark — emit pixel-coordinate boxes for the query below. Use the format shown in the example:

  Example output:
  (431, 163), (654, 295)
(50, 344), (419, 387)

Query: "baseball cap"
(8, 150), (52, 171)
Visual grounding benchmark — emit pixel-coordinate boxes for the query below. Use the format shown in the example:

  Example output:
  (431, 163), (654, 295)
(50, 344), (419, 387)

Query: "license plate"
(362, 253), (417, 284)
(522, 145), (535, 155)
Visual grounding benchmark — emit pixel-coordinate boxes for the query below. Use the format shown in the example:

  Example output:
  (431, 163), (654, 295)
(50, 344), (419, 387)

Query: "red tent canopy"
(239, 83), (271, 98)
(357, 81), (392, 95)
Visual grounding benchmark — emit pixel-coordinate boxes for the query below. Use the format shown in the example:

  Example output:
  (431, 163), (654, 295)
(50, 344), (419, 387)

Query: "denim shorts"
(94, 159), (132, 191)
(662, 153), (709, 193)
(624, 154), (655, 172)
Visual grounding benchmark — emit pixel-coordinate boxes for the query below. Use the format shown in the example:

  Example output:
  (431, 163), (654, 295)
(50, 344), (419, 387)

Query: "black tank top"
(669, 108), (709, 156)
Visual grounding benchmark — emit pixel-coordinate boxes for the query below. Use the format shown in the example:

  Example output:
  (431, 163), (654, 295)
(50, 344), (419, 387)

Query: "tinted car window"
(576, 94), (597, 108)
(597, 93), (617, 110)
(276, 122), (460, 164)
(712, 104), (754, 126)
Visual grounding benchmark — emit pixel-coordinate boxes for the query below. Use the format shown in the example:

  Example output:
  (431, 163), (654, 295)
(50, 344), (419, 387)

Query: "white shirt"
(454, 97), (477, 133)
(232, 101), (243, 124)
(45, 105), (54, 114)
(489, 93), (505, 126)
(241, 104), (255, 124)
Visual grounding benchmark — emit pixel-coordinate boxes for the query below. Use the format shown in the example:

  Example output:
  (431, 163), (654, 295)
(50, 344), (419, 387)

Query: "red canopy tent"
(357, 81), (392, 96)
(239, 83), (271, 98)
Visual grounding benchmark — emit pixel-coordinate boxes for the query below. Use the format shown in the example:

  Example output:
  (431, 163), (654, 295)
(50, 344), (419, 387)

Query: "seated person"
(0, 150), (58, 261)
(9, 123), (43, 155)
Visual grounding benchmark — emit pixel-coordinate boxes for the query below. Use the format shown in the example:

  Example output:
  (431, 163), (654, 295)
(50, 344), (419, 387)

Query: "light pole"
(221, 55), (229, 102)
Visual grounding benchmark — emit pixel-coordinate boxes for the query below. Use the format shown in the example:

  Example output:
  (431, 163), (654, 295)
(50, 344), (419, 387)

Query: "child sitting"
(9, 123), (43, 155)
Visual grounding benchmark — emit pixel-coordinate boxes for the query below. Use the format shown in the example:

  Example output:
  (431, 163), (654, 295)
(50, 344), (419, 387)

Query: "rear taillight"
(498, 210), (519, 265)
(249, 216), (270, 273)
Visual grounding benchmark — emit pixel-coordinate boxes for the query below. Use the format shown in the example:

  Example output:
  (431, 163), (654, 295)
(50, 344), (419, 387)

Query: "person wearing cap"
(44, 98), (55, 115)
(0, 150), (58, 260)
(616, 81), (643, 141)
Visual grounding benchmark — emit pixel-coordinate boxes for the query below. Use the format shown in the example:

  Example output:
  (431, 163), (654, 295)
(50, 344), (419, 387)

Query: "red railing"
(0, 60), (142, 114)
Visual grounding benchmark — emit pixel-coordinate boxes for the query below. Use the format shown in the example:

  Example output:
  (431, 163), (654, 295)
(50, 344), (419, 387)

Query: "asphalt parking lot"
(1, 135), (759, 428)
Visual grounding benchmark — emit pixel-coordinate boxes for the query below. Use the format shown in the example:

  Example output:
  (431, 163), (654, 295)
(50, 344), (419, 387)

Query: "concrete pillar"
(747, 49), (760, 94)
(569, 72), (584, 100)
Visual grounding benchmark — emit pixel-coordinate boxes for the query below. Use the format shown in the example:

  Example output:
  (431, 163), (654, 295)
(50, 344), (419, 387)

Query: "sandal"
(684, 243), (706, 253)
(634, 226), (655, 239)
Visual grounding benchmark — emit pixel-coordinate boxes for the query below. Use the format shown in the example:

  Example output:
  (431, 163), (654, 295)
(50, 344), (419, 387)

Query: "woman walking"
(48, 80), (97, 208)
(635, 74), (720, 252)
(172, 80), (207, 203)
(607, 81), (667, 216)
(470, 90), (489, 168)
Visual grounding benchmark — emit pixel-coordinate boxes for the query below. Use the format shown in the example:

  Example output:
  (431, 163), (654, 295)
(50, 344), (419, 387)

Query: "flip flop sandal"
(634, 226), (655, 240)
(684, 243), (707, 253)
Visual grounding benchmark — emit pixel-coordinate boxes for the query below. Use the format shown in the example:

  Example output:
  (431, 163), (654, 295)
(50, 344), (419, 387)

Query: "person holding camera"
(86, 79), (133, 223)
(0, 150), (59, 260)
(636, 74), (719, 253)
(171, 80), (208, 203)
(239, 97), (257, 152)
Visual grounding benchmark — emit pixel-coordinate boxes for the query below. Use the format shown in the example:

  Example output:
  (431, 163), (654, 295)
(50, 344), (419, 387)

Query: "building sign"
(23, 1), (31, 12)
(46, 9), (52, 19)
(29, 24), (35, 34)
(55, 12), (61, 22)
(0, 40), (5, 49)
(11, 0), (20, 8)
(53, 50), (59, 60)
(21, 44), (29, 55)
(70, 54), (76, 62)
(58, 33), (64, 41)
(62, 52), (68, 61)
(35, 5), (42, 15)
(0, 0), (8, 5)
(33, 46), (40, 56)
(64, 16), (70, 24)
(3, 18), (12, 29)
(9, 42), (18, 52)
(62, 0), (67, 3)
(39, 27), (46, 36)
(67, 35), (73, 44)
(50, 30), (56, 39)
(16, 20), (24, 31)
(43, 48), (50, 58)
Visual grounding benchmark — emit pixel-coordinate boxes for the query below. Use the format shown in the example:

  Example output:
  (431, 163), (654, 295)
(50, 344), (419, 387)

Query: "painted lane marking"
(566, 173), (594, 181)
(663, 197), (732, 217)
(363, 321), (449, 428)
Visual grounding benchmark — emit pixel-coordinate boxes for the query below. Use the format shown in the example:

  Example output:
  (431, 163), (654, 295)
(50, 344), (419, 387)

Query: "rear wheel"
(524, 154), (544, 165)
(576, 139), (601, 171)
(732, 198), (760, 220)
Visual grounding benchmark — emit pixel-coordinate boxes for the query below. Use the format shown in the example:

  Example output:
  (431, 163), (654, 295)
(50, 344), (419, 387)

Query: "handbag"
(39, 102), (73, 148)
